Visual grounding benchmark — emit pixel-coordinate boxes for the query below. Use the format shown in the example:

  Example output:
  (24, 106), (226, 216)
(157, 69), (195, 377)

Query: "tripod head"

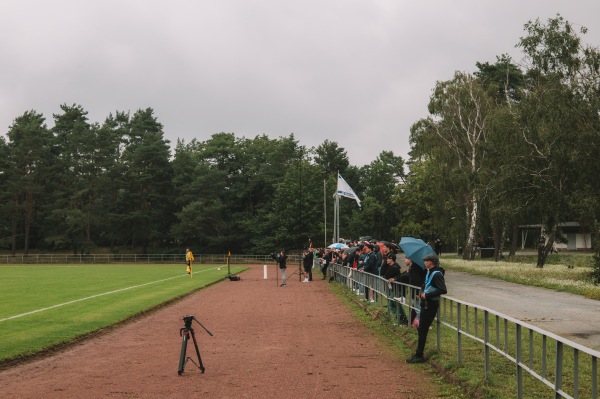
(181, 315), (214, 336)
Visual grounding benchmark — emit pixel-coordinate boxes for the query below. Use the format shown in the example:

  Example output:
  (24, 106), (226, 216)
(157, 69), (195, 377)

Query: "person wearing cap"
(406, 253), (447, 364)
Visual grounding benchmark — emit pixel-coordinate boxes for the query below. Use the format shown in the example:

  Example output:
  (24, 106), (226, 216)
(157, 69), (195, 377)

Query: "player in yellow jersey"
(185, 248), (194, 277)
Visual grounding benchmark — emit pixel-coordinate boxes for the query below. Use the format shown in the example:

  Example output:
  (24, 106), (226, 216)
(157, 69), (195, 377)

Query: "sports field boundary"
(0, 266), (236, 371)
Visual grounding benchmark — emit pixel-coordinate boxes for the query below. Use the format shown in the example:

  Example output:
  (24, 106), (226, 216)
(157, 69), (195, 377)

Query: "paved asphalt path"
(444, 270), (600, 352)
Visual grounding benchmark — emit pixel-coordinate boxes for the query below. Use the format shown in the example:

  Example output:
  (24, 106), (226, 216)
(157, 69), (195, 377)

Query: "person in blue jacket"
(406, 253), (447, 364)
(359, 243), (378, 302)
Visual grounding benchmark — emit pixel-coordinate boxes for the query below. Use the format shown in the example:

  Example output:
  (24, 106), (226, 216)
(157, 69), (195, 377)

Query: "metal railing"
(329, 262), (600, 399)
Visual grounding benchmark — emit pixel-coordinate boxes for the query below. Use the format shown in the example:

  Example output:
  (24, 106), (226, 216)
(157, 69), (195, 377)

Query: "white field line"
(0, 266), (221, 323)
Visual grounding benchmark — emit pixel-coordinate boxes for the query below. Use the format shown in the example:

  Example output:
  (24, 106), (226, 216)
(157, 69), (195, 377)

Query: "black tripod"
(178, 315), (213, 375)
(288, 257), (306, 282)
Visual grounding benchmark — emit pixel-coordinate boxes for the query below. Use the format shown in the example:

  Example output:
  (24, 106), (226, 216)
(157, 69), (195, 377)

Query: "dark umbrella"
(344, 246), (360, 254)
(399, 237), (435, 269)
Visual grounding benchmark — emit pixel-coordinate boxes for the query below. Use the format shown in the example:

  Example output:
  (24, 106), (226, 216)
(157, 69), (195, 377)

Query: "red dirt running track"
(0, 265), (438, 398)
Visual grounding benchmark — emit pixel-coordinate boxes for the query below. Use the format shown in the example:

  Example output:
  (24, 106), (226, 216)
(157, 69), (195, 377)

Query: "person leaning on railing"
(359, 243), (378, 302)
(404, 256), (426, 325)
(406, 253), (447, 364)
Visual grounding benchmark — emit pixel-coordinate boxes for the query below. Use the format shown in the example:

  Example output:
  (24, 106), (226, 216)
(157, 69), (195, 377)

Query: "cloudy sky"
(2, 1), (599, 166)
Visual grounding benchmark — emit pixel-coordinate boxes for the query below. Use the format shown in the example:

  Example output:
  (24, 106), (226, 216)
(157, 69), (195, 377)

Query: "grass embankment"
(442, 253), (600, 300)
(0, 263), (246, 366)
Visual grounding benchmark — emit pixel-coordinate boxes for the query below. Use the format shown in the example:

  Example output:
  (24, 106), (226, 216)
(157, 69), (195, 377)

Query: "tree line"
(2, 15), (599, 270)
(0, 104), (404, 256)
(406, 14), (600, 268)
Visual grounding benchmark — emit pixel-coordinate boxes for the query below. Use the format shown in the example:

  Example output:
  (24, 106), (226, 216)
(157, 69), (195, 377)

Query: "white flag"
(336, 173), (361, 208)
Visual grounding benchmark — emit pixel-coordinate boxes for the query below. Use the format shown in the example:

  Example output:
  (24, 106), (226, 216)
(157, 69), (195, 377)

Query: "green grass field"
(0, 263), (246, 364)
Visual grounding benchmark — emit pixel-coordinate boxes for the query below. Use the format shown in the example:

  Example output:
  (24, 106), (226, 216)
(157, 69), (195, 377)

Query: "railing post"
(555, 341), (564, 398)
(516, 324), (523, 399)
(457, 302), (462, 364)
(592, 356), (597, 399)
(574, 349), (579, 399)
(484, 311), (490, 382)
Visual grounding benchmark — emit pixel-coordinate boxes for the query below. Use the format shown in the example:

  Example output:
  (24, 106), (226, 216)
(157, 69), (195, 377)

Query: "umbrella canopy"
(399, 237), (435, 269)
(343, 246), (360, 254)
(328, 242), (349, 249)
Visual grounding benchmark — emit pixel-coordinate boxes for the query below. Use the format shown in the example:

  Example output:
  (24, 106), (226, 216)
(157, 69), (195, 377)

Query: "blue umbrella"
(399, 237), (435, 269)
(328, 242), (349, 249)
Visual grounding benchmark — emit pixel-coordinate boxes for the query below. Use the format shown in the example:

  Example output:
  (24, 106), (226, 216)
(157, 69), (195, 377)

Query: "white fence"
(0, 253), (281, 264)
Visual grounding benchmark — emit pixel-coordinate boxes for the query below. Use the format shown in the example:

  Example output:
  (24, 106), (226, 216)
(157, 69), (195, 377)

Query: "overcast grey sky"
(2, 1), (599, 166)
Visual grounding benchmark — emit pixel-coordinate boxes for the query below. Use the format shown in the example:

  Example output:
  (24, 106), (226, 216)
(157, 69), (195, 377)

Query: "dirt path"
(0, 265), (438, 399)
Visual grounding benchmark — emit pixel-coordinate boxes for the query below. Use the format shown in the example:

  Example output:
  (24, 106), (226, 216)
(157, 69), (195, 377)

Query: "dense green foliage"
(2, 15), (599, 267)
(407, 14), (600, 267)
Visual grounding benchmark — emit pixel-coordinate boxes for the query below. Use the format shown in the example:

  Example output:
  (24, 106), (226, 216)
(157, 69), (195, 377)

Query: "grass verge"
(441, 255), (600, 300)
(329, 282), (470, 398)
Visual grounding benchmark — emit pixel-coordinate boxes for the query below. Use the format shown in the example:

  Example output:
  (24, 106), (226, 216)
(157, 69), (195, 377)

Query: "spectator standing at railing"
(321, 249), (333, 279)
(312, 248), (320, 270)
(407, 253), (447, 364)
(379, 242), (396, 272)
(381, 253), (406, 323)
(373, 244), (382, 276)
(405, 256), (426, 325)
(302, 249), (313, 282)
(359, 243), (378, 302)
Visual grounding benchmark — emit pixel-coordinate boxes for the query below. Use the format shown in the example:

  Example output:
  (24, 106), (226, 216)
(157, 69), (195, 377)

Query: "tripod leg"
(178, 331), (189, 375)
(189, 329), (205, 373)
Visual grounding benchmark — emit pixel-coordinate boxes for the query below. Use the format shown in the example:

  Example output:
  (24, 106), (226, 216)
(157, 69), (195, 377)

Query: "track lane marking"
(0, 267), (221, 322)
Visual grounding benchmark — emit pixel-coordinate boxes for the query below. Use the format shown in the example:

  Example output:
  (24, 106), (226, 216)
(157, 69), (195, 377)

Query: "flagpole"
(332, 194), (337, 244)
(332, 194), (338, 244)
(323, 179), (327, 247)
(337, 194), (340, 243)
(336, 171), (338, 244)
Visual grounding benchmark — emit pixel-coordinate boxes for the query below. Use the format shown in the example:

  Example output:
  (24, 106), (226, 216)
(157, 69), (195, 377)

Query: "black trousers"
(416, 300), (439, 357)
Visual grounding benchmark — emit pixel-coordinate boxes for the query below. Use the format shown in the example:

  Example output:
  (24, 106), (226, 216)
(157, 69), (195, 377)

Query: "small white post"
(263, 264), (268, 279)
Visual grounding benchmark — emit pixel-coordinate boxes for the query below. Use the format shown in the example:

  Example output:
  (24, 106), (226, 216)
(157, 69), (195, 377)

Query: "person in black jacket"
(404, 256), (426, 325)
(277, 250), (288, 287)
(302, 249), (313, 282)
(381, 253), (407, 323)
(407, 253), (447, 364)
(321, 249), (333, 279)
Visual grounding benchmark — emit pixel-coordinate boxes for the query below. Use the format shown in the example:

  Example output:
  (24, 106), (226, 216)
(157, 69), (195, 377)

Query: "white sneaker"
(369, 299), (375, 303)
(303, 278), (309, 283)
